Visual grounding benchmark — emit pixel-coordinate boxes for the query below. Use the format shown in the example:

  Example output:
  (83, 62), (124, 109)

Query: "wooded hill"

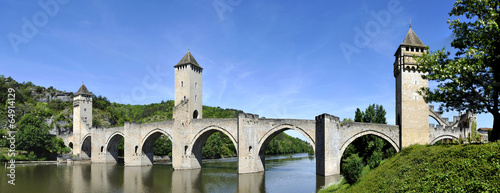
(0, 75), (313, 159)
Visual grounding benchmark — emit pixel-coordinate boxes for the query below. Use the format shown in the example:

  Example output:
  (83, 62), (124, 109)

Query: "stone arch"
(429, 114), (446, 126)
(81, 134), (92, 159)
(105, 132), (125, 162)
(68, 142), (73, 149)
(257, 124), (315, 155)
(429, 108), (449, 126)
(140, 128), (174, 165)
(188, 125), (238, 167)
(429, 115), (441, 125)
(430, 135), (458, 145)
(335, 130), (400, 175)
(256, 124), (315, 170)
(339, 130), (400, 165)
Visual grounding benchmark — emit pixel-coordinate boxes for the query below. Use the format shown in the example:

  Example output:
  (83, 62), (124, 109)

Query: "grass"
(320, 141), (500, 192)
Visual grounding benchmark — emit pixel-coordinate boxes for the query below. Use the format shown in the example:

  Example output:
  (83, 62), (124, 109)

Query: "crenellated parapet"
(428, 105), (476, 144)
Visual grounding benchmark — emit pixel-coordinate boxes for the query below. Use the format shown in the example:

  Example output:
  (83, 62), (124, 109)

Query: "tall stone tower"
(71, 84), (93, 157)
(174, 51), (203, 119)
(394, 27), (429, 147)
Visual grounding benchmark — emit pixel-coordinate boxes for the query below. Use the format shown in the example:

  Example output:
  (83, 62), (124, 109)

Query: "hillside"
(0, 75), (313, 159)
(322, 142), (500, 192)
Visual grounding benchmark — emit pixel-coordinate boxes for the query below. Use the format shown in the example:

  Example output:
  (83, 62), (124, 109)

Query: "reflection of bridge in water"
(64, 162), (340, 192)
(60, 28), (475, 176)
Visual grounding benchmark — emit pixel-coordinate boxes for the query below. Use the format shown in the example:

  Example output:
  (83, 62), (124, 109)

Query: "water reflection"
(1, 154), (341, 193)
(239, 172), (265, 193)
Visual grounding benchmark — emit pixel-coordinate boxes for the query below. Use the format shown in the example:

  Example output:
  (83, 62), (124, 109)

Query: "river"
(1, 153), (341, 193)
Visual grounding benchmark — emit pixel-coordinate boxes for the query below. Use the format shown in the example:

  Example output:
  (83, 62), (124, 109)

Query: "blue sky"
(0, 0), (492, 140)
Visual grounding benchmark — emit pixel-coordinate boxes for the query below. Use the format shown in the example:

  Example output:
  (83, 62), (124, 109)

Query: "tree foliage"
(342, 154), (364, 185)
(16, 114), (52, 156)
(417, 0), (500, 141)
(264, 132), (314, 155)
(15, 114), (69, 159)
(342, 104), (394, 173)
(354, 104), (386, 124)
(154, 136), (172, 156)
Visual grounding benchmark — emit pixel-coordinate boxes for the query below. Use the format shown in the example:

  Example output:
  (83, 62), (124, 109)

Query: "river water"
(1, 153), (340, 193)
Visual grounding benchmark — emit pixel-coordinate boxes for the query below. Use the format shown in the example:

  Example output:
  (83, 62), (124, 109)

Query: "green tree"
(417, 0), (500, 141)
(16, 114), (53, 157)
(153, 136), (172, 156)
(354, 108), (364, 122)
(344, 104), (394, 168)
(363, 104), (376, 123)
(202, 132), (222, 158)
(342, 154), (364, 185)
(374, 105), (387, 124)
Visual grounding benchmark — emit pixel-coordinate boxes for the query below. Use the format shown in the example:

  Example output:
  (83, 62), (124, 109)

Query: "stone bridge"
(66, 112), (400, 176)
(428, 105), (475, 145)
(61, 35), (475, 176)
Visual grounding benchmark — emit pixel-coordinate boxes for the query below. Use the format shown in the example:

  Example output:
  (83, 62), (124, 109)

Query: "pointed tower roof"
(75, 84), (92, 96)
(174, 51), (202, 69)
(402, 27), (425, 47)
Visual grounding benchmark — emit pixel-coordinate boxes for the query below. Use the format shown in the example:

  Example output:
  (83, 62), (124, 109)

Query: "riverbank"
(320, 141), (500, 192)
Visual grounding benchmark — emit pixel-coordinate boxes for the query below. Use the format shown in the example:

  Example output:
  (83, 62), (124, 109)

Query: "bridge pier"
(315, 114), (341, 176)
(237, 113), (265, 174)
(172, 141), (202, 170)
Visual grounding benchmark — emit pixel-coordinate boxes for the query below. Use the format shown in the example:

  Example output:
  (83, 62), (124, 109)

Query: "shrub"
(385, 148), (396, 158)
(0, 154), (7, 162)
(15, 154), (27, 161)
(27, 152), (37, 161)
(367, 151), (382, 169)
(61, 147), (71, 154)
(342, 154), (364, 185)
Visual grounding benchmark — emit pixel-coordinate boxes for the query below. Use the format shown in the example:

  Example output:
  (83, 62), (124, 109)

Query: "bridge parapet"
(239, 112), (259, 119)
(338, 122), (400, 153)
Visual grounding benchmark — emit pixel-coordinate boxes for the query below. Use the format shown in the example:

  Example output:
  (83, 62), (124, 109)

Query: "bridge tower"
(172, 51), (204, 169)
(71, 84), (93, 158)
(173, 51), (203, 119)
(394, 27), (429, 147)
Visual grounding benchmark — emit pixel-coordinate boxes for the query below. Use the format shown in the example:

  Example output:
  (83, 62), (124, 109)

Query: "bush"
(0, 154), (7, 162)
(385, 148), (396, 158)
(15, 154), (27, 161)
(61, 147), (71, 154)
(367, 151), (382, 169)
(27, 152), (37, 161)
(342, 154), (364, 185)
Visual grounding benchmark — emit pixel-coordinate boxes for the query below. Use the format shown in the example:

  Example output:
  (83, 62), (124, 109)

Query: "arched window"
(195, 95), (197, 101)
(68, 142), (73, 149)
(181, 81), (183, 87)
(101, 146), (104, 152)
(135, 146), (139, 154)
(193, 110), (199, 119)
(195, 82), (197, 88)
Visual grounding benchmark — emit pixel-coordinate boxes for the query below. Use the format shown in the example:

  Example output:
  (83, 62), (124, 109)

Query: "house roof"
(75, 84), (92, 96)
(174, 51), (202, 69)
(401, 27), (426, 47)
